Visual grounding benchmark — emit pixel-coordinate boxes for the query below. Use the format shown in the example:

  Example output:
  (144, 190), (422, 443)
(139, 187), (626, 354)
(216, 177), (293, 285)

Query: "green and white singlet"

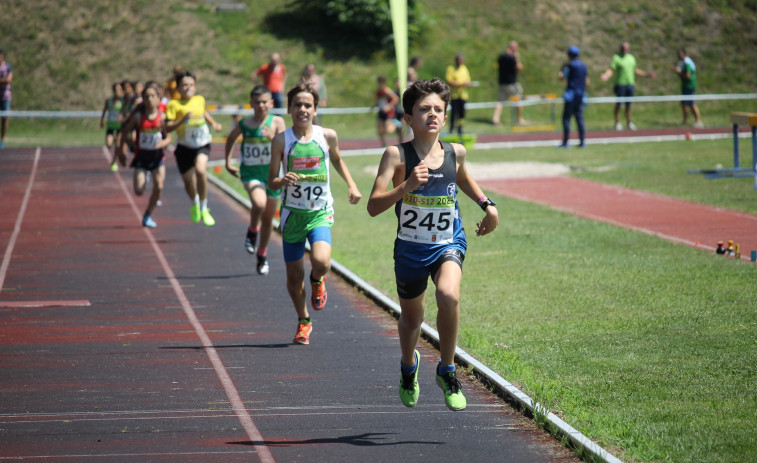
(106, 97), (122, 130)
(279, 125), (335, 243)
(238, 115), (281, 197)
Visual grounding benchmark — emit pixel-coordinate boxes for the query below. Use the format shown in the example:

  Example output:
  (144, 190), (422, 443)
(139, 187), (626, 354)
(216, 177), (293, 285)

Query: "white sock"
(193, 194), (200, 206)
(201, 198), (208, 211)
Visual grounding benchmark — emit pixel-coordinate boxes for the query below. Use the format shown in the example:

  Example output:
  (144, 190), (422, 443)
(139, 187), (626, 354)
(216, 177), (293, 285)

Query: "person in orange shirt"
(254, 53), (287, 109)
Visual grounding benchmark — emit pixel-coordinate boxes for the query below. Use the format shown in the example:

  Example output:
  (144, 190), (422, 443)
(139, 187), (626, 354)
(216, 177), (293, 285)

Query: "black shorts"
(131, 149), (165, 171)
(451, 99), (466, 118)
(174, 144), (211, 175)
(106, 128), (120, 137)
(395, 248), (465, 300)
(613, 84), (635, 106)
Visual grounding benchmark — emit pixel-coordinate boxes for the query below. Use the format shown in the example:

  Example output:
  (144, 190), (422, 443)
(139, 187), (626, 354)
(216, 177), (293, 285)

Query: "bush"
(276, 0), (427, 59)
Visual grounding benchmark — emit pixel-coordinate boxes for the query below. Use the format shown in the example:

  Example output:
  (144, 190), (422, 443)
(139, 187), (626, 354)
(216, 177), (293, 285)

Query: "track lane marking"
(0, 147), (41, 295)
(102, 147), (275, 463)
(0, 300), (90, 308)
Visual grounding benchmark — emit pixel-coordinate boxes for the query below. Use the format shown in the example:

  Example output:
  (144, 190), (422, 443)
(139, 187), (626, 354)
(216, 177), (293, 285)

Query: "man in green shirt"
(601, 42), (656, 131)
(671, 48), (703, 128)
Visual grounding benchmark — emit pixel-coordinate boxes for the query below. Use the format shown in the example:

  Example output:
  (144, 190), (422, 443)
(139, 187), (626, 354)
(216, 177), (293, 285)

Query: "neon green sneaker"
(110, 162), (119, 172)
(436, 367), (467, 411)
(201, 209), (215, 226)
(190, 204), (201, 223)
(399, 350), (420, 407)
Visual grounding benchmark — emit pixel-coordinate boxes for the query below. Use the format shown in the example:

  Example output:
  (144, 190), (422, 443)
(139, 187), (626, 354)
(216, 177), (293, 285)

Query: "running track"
(479, 177), (757, 261)
(0, 146), (578, 462)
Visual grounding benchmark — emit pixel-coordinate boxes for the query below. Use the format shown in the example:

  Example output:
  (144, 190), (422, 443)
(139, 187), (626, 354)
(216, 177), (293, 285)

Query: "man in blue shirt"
(558, 46), (588, 148)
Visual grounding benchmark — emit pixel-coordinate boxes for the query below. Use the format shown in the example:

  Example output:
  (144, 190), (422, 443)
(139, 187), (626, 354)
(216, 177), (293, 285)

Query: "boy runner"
(268, 83), (362, 345)
(224, 85), (286, 274)
(100, 81), (124, 171)
(367, 78), (499, 411)
(117, 81), (171, 228)
(165, 70), (223, 226)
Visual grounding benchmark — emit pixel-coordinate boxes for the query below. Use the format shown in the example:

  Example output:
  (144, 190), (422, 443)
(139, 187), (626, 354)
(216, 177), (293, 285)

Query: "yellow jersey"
(445, 64), (471, 100)
(165, 95), (212, 148)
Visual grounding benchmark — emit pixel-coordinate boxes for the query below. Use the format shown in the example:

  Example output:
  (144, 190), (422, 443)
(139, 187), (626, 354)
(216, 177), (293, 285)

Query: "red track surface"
(479, 176), (757, 261)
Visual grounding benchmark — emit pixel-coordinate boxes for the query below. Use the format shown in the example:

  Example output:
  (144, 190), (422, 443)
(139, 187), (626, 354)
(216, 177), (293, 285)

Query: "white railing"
(2, 93), (755, 118)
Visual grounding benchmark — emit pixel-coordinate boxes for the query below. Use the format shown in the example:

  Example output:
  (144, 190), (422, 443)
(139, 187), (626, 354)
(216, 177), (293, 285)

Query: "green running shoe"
(190, 204), (201, 223)
(436, 367), (467, 411)
(399, 350), (420, 407)
(201, 209), (215, 226)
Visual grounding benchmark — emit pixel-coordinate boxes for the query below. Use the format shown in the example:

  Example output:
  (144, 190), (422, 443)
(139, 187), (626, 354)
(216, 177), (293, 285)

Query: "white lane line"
(0, 147), (41, 295)
(0, 300), (90, 308)
(102, 147), (275, 463)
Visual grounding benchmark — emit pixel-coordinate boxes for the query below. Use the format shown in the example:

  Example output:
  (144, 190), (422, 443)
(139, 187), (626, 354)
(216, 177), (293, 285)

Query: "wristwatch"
(478, 197), (496, 211)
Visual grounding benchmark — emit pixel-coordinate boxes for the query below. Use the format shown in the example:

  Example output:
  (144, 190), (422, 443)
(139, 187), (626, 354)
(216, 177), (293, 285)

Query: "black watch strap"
(480, 198), (496, 211)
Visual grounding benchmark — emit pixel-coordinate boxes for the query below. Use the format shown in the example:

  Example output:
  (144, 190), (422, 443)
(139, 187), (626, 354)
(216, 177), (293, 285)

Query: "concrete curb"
(207, 164), (623, 463)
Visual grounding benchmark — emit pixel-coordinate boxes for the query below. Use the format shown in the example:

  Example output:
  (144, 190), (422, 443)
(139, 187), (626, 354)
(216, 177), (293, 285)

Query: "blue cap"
(568, 46), (580, 56)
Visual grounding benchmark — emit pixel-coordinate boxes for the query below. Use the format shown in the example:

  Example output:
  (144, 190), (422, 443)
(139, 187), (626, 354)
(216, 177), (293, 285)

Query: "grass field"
(215, 137), (756, 462)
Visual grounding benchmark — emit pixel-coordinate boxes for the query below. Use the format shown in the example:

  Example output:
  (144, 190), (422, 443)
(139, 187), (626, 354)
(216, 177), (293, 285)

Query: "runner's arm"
(115, 114), (137, 161)
(224, 125), (242, 177)
(270, 116), (286, 139)
(156, 132), (172, 150)
(454, 144), (499, 236)
(100, 100), (109, 128)
(164, 113), (189, 133)
(204, 110), (222, 132)
(268, 132), (297, 190)
(367, 145), (428, 217)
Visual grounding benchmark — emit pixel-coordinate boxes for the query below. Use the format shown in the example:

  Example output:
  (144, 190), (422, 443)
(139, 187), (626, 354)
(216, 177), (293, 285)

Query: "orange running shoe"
(310, 275), (327, 310)
(293, 321), (312, 345)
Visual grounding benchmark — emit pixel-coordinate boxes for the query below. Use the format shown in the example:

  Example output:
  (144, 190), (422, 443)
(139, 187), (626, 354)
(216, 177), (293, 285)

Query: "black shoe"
(257, 256), (269, 275)
(244, 230), (257, 254)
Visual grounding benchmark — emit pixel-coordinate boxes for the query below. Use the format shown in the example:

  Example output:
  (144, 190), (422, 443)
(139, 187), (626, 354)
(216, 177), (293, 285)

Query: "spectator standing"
(254, 53), (287, 109)
(558, 46), (589, 148)
(0, 49), (13, 148)
(298, 63), (327, 124)
(445, 54), (472, 136)
(601, 42), (655, 131)
(298, 64), (327, 108)
(672, 48), (703, 128)
(374, 75), (402, 147)
(491, 41), (526, 126)
(407, 56), (423, 86)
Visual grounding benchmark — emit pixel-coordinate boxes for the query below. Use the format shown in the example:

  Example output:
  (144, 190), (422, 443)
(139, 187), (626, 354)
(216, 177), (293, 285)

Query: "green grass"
(3, 0), (757, 113)
(211, 137), (757, 462)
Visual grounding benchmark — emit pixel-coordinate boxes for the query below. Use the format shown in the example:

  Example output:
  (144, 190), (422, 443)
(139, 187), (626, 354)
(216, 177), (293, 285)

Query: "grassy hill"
(3, 0), (756, 114)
